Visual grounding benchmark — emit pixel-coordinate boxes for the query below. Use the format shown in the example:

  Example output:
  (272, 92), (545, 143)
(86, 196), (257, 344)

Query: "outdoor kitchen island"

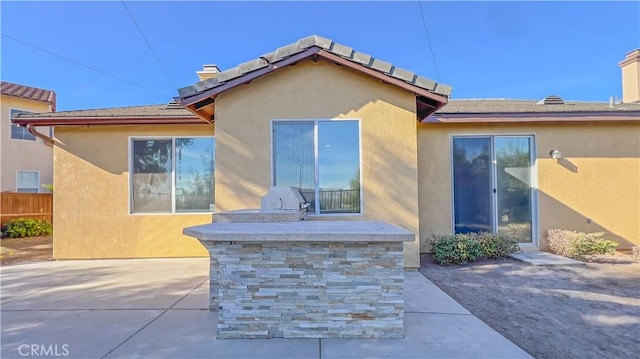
(183, 220), (414, 339)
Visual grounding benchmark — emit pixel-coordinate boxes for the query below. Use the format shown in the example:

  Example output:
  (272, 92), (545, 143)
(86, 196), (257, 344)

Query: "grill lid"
(261, 186), (309, 211)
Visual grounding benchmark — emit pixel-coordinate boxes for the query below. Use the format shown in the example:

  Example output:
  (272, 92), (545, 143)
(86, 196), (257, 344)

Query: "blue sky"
(1, 1), (639, 111)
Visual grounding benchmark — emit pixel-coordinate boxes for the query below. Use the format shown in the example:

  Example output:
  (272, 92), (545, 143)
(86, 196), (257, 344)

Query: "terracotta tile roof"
(1, 81), (56, 110)
(437, 99), (640, 114)
(177, 35), (452, 101)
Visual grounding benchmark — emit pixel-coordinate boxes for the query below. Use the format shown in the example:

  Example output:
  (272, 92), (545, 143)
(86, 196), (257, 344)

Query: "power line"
(417, 1), (442, 82)
(1, 33), (173, 99)
(121, 1), (178, 90)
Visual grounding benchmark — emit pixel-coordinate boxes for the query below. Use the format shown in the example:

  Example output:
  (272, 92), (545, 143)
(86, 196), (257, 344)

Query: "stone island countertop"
(184, 220), (413, 339)
(183, 221), (415, 242)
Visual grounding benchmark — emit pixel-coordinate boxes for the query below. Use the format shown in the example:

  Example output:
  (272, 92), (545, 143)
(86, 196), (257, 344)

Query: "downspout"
(26, 123), (54, 146)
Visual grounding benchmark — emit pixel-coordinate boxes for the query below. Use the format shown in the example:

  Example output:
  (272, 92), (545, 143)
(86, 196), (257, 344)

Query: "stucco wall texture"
(1, 96), (53, 192)
(418, 122), (640, 251)
(53, 125), (212, 259)
(52, 61), (639, 261)
(215, 60), (422, 268)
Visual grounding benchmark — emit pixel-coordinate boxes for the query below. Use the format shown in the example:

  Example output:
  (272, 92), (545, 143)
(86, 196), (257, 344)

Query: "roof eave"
(424, 111), (640, 123)
(12, 116), (206, 127)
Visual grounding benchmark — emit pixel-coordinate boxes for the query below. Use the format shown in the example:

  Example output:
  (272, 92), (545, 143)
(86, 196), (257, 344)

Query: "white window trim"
(270, 118), (363, 217)
(16, 170), (40, 193)
(448, 133), (539, 247)
(10, 108), (37, 141)
(128, 136), (215, 215)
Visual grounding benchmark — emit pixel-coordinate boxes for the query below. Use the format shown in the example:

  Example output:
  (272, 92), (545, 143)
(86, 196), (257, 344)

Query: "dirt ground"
(420, 253), (640, 359)
(0, 235), (53, 266)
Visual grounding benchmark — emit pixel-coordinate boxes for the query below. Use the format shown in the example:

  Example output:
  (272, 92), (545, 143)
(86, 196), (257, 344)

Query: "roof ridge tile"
(177, 34), (450, 102)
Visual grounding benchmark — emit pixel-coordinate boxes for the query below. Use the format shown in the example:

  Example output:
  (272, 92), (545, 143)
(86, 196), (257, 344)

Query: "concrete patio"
(1, 258), (531, 359)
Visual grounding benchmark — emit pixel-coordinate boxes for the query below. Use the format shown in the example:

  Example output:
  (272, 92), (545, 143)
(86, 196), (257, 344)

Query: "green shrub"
(546, 229), (618, 260)
(477, 232), (521, 259)
(431, 233), (482, 265)
(5, 218), (52, 238)
(431, 232), (521, 265)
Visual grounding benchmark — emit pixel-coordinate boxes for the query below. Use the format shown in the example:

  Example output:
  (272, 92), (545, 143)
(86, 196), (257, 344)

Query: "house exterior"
(422, 98), (639, 251)
(1, 81), (56, 193)
(12, 37), (640, 268)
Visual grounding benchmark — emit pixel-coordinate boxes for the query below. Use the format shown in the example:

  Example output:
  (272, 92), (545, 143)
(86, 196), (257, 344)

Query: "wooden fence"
(0, 192), (53, 226)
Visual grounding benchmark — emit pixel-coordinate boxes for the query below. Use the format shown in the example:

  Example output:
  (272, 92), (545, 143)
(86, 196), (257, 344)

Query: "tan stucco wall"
(53, 125), (213, 259)
(418, 122), (640, 251)
(215, 60), (422, 268)
(0, 95), (53, 192)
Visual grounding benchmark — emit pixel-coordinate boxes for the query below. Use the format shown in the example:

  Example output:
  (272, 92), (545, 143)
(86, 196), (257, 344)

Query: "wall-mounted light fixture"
(549, 149), (562, 159)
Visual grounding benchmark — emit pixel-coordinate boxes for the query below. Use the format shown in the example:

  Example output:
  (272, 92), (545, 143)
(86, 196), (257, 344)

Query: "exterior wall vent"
(165, 101), (184, 109)
(536, 95), (565, 105)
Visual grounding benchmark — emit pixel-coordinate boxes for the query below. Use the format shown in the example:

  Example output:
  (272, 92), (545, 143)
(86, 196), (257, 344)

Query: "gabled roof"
(176, 35), (451, 122)
(11, 103), (202, 127)
(1, 81), (56, 111)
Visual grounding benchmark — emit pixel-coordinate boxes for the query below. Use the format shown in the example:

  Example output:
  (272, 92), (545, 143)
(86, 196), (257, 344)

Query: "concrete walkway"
(1, 258), (531, 359)
(510, 251), (585, 266)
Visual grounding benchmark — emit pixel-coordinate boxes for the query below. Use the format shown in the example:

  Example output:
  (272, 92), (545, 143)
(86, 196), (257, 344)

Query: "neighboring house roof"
(437, 98), (640, 114)
(1, 81), (57, 111)
(426, 98), (640, 124)
(11, 103), (203, 127)
(176, 35), (451, 122)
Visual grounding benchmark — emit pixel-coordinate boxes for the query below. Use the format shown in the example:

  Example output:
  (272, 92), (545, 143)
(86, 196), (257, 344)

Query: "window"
(11, 109), (36, 141)
(17, 171), (39, 193)
(273, 120), (361, 214)
(130, 137), (215, 214)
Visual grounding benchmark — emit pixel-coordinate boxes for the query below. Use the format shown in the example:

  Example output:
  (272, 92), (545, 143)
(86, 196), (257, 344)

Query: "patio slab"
(1, 309), (163, 359)
(510, 251), (585, 266)
(322, 313), (531, 359)
(0, 258), (532, 359)
(1, 267), (207, 310)
(0, 273), (83, 304)
(172, 280), (209, 310)
(404, 271), (470, 315)
(103, 310), (320, 359)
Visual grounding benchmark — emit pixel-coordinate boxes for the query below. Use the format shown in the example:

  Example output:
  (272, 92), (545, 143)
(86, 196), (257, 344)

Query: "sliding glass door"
(495, 137), (533, 242)
(452, 136), (535, 243)
(452, 137), (492, 233)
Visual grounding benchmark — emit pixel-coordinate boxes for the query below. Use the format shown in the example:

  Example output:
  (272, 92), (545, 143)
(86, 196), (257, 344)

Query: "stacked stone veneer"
(200, 241), (404, 339)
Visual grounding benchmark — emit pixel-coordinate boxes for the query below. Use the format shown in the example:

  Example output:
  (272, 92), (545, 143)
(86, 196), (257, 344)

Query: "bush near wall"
(4, 218), (52, 238)
(546, 229), (618, 260)
(430, 232), (520, 266)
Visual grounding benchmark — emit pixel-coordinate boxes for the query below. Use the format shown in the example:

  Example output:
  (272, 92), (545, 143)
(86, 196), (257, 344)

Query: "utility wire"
(1, 33), (173, 99)
(121, 1), (178, 90)
(418, 1), (441, 82)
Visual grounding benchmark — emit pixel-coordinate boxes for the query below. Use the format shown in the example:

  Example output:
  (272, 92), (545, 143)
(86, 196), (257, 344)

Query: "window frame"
(10, 108), (37, 141)
(270, 118), (363, 216)
(128, 136), (215, 215)
(16, 170), (40, 193)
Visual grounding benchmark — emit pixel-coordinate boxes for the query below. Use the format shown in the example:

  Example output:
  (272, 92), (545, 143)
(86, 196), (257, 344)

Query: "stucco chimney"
(197, 64), (220, 81)
(619, 49), (640, 103)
